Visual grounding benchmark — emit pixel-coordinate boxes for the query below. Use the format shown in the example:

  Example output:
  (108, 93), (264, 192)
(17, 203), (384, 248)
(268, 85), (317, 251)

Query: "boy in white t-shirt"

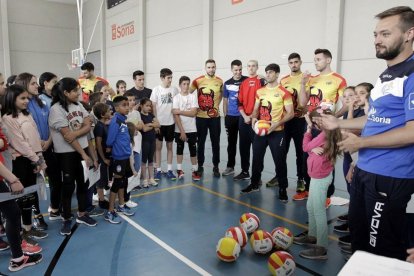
(125, 91), (143, 206)
(150, 68), (179, 181)
(172, 76), (200, 181)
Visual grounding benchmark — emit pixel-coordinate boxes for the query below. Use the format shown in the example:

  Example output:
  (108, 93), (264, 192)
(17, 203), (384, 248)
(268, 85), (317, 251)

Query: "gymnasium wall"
(81, 0), (413, 90)
(0, 0), (78, 78)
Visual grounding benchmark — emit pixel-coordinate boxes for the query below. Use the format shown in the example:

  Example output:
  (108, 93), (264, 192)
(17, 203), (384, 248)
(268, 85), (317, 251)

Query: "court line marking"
(119, 214), (212, 276)
(190, 183), (339, 241)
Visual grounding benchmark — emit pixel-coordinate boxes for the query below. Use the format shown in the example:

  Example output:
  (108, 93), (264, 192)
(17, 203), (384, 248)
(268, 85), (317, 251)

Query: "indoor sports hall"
(0, 0), (413, 275)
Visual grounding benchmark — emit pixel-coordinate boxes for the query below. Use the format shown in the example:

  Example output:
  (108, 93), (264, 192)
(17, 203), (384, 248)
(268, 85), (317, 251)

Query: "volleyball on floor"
(239, 213), (260, 234)
(253, 120), (271, 136)
(225, 226), (248, 248)
(249, 230), (274, 254)
(216, 237), (241, 262)
(271, 227), (293, 250)
(268, 251), (295, 276)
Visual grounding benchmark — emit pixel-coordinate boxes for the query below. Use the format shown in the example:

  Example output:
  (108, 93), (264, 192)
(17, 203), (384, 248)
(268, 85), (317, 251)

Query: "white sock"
(157, 167), (161, 172)
(167, 164), (172, 171)
(12, 256), (24, 262)
(177, 164), (182, 170)
(192, 165), (198, 171)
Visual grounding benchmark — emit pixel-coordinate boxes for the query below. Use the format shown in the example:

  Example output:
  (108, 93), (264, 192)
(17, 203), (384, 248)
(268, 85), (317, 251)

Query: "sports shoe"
(117, 205), (135, 216)
(92, 193), (99, 202)
(197, 166), (204, 176)
(338, 234), (351, 246)
(87, 207), (105, 217)
(149, 179), (158, 186)
(325, 198), (331, 209)
(192, 171), (201, 181)
(293, 235), (317, 245)
(166, 170), (177, 180)
(240, 184), (259, 194)
(125, 200), (138, 208)
(337, 214), (349, 222)
(105, 211), (121, 224)
(340, 245), (352, 254)
(299, 245), (328, 260)
(296, 178), (306, 192)
(142, 179), (149, 188)
(266, 176), (279, 187)
(293, 191), (309, 201)
(177, 170), (184, 179)
(33, 215), (48, 231)
(0, 239), (9, 251)
(279, 188), (288, 203)
(21, 240), (42, 255)
(49, 210), (62, 221)
(60, 220), (72, 236)
(154, 170), (162, 181)
(76, 214), (97, 227)
(8, 253), (42, 272)
(234, 171), (250, 181)
(222, 167), (234, 176)
(99, 200), (110, 210)
(25, 229), (48, 240)
(334, 223), (349, 233)
(213, 167), (220, 178)
(21, 233), (38, 246)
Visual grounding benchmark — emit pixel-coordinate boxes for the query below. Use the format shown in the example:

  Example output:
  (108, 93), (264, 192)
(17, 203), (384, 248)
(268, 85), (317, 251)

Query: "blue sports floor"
(0, 123), (350, 275)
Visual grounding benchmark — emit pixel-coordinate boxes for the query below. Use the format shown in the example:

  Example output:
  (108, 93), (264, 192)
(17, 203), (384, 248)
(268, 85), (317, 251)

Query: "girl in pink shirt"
(294, 107), (342, 260)
(2, 84), (48, 246)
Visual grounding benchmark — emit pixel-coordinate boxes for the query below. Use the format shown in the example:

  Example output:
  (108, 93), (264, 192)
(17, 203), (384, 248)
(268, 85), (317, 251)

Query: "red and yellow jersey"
(255, 85), (293, 131)
(191, 75), (223, 118)
(78, 75), (108, 95)
(306, 72), (346, 112)
(280, 73), (304, 117)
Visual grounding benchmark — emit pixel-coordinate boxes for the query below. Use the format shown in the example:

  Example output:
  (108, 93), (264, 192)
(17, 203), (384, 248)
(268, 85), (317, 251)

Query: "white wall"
(6, 0), (78, 78)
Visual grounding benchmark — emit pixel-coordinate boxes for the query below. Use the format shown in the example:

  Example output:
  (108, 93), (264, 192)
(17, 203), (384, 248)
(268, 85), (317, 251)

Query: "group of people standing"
(0, 4), (412, 274)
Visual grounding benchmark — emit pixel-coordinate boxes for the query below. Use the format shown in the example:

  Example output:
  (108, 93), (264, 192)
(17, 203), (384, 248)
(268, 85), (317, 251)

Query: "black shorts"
(156, 124), (175, 142)
(174, 132), (197, 144)
(111, 159), (132, 178)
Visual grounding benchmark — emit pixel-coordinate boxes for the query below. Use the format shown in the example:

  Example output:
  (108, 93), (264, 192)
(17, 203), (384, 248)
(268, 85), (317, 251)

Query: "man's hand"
(313, 113), (340, 130)
(243, 114), (251, 124)
(268, 121), (279, 134)
(338, 132), (362, 153)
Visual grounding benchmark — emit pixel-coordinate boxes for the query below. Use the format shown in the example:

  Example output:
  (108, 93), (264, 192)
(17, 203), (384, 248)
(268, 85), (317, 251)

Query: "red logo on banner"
(232, 0), (243, 4)
(111, 21), (135, 40)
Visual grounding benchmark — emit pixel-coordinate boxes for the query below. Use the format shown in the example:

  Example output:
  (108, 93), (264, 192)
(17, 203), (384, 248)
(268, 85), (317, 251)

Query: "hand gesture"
(338, 131), (361, 153)
(180, 132), (187, 142)
(301, 71), (311, 85)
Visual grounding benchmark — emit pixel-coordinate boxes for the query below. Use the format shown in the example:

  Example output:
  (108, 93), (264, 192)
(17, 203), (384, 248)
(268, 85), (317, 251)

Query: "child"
(49, 78), (98, 235)
(172, 76), (200, 181)
(336, 83), (373, 247)
(2, 84), (48, 243)
(116, 80), (127, 97)
(105, 96), (135, 224)
(150, 68), (179, 181)
(127, 122), (141, 194)
(15, 72), (51, 231)
(125, 91), (143, 207)
(294, 107), (342, 260)
(93, 103), (111, 210)
(140, 98), (160, 187)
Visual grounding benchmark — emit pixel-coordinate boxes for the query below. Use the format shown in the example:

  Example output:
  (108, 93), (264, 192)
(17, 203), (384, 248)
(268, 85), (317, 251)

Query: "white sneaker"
(126, 200), (138, 208)
(104, 189), (110, 196)
(149, 179), (158, 186)
(142, 179), (149, 188)
(92, 193), (99, 202)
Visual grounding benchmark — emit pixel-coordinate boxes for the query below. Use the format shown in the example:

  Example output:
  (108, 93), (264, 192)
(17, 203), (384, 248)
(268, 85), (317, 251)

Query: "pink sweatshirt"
(302, 131), (333, 179)
(2, 113), (42, 162)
